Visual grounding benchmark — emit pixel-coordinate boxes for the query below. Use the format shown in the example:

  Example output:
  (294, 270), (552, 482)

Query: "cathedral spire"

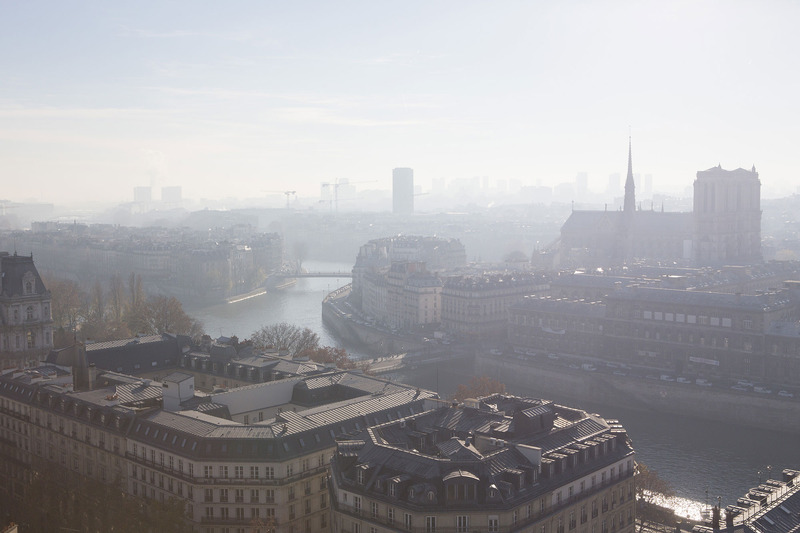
(624, 136), (635, 214)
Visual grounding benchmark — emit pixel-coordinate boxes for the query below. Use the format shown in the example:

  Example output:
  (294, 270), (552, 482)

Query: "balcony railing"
(331, 469), (634, 533)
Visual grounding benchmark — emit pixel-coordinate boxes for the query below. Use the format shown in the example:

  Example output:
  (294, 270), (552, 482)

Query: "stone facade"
(0, 253), (53, 363)
(0, 364), (437, 533)
(330, 394), (635, 533)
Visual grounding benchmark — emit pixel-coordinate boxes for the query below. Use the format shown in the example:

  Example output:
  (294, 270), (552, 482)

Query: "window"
(250, 466), (259, 479)
(204, 466), (212, 478)
(219, 465), (228, 478)
(353, 496), (362, 514)
(251, 489), (259, 504)
(235, 489), (244, 503)
(404, 513), (412, 530)
(457, 515), (469, 533)
(488, 516), (499, 533)
(205, 488), (213, 502)
(371, 502), (378, 518)
(266, 489), (275, 503)
(426, 516), (436, 533)
(265, 466), (274, 480)
(388, 507), (395, 524)
(287, 464), (294, 477)
(389, 483), (396, 497)
(220, 489), (228, 502)
(235, 466), (243, 479)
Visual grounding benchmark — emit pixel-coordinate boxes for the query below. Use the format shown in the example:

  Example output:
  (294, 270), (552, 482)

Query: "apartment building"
(0, 359), (437, 533)
(330, 394), (636, 533)
(442, 272), (549, 338)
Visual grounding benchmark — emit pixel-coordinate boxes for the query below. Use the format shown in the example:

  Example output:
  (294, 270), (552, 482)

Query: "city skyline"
(2, 1), (800, 205)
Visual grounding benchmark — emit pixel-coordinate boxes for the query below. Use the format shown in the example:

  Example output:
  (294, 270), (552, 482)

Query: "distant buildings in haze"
(557, 141), (761, 268)
(392, 168), (414, 215)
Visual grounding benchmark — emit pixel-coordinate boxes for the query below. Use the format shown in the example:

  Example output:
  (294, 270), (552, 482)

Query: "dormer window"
(427, 491), (435, 502)
(25, 280), (33, 294)
(389, 482), (396, 497)
(409, 488), (415, 499)
(26, 306), (34, 320)
(356, 467), (365, 485)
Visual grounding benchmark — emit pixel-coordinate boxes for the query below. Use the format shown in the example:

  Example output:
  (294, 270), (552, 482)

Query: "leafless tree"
(251, 322), (320, 355)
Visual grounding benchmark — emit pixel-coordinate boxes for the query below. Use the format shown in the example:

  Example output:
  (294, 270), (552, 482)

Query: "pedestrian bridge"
(275, 272), (352, 278)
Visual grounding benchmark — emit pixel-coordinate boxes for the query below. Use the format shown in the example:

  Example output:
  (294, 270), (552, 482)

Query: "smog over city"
(3, 2), (800, 533)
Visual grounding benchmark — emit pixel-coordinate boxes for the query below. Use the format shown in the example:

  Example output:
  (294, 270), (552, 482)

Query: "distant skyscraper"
(392, 167), (414, 214)
(644, 174), (653, 199)
(575, 172), (588, 199)
(606, 173), (621, 197)
(133, 186), (151, 203)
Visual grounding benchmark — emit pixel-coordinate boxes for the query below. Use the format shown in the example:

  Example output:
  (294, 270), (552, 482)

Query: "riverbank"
(321, 285), (424, 355)
(477, 354), (800, 434)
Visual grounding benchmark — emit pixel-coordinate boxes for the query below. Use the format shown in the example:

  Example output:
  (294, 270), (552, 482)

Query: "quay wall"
(321, 286), (423, 355)
(477, 355), (800, 434)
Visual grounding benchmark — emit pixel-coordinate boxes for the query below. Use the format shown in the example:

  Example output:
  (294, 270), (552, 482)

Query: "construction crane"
(264, 190), (297, 209)
(320, 179), (376, 213)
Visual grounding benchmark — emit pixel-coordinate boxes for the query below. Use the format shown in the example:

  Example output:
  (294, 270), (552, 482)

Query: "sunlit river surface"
(185, 261), (799, 521)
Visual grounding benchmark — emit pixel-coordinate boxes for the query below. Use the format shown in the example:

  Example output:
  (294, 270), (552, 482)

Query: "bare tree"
(251, 322), (320, 355)
(635, 462), (675, 532)
(453, 375), (506, 401)
(127, 273), (149, 335)
(45, 276), (84, 335)
(108, 273), (127, 323)
(299, 345), (357, 369)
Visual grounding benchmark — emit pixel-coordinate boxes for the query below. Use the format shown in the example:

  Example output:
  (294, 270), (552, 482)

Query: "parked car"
(778, 390), (794, 398)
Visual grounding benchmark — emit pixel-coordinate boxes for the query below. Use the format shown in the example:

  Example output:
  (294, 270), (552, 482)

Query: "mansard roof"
(0, 252), (48, 298)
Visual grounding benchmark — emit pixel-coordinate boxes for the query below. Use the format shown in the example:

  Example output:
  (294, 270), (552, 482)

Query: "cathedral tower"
(693, 165), (761, 265)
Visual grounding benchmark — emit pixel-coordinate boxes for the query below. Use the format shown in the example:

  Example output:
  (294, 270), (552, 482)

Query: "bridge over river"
(274, 271), (352, 278)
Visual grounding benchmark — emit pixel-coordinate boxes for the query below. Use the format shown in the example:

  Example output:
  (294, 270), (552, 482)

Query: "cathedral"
(556, 140), (761, 268)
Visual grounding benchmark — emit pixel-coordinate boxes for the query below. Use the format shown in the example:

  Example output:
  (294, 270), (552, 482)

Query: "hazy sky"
(2, 1), (799, 204)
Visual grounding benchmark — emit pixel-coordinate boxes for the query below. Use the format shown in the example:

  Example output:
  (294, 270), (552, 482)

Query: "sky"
(2, 0), (799, 205)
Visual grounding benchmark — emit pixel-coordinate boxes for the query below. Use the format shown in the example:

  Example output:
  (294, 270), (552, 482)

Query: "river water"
(185, 261), (799, 520)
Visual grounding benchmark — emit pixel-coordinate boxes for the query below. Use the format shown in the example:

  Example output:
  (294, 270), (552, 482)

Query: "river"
(184, 261), (799, 520)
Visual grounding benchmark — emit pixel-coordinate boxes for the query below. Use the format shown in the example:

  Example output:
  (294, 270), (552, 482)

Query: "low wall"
(322, 287), (423, 356)
(477, 355), (800, 434)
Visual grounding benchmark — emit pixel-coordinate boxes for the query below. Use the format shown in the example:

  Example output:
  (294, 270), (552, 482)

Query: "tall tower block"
(392, 168), (414, 215)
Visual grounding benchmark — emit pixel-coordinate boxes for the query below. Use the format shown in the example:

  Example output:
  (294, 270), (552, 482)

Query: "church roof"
(0, 253), (48, 299)
(629, 211), (692, 236)
(560, 210), (622, 235)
